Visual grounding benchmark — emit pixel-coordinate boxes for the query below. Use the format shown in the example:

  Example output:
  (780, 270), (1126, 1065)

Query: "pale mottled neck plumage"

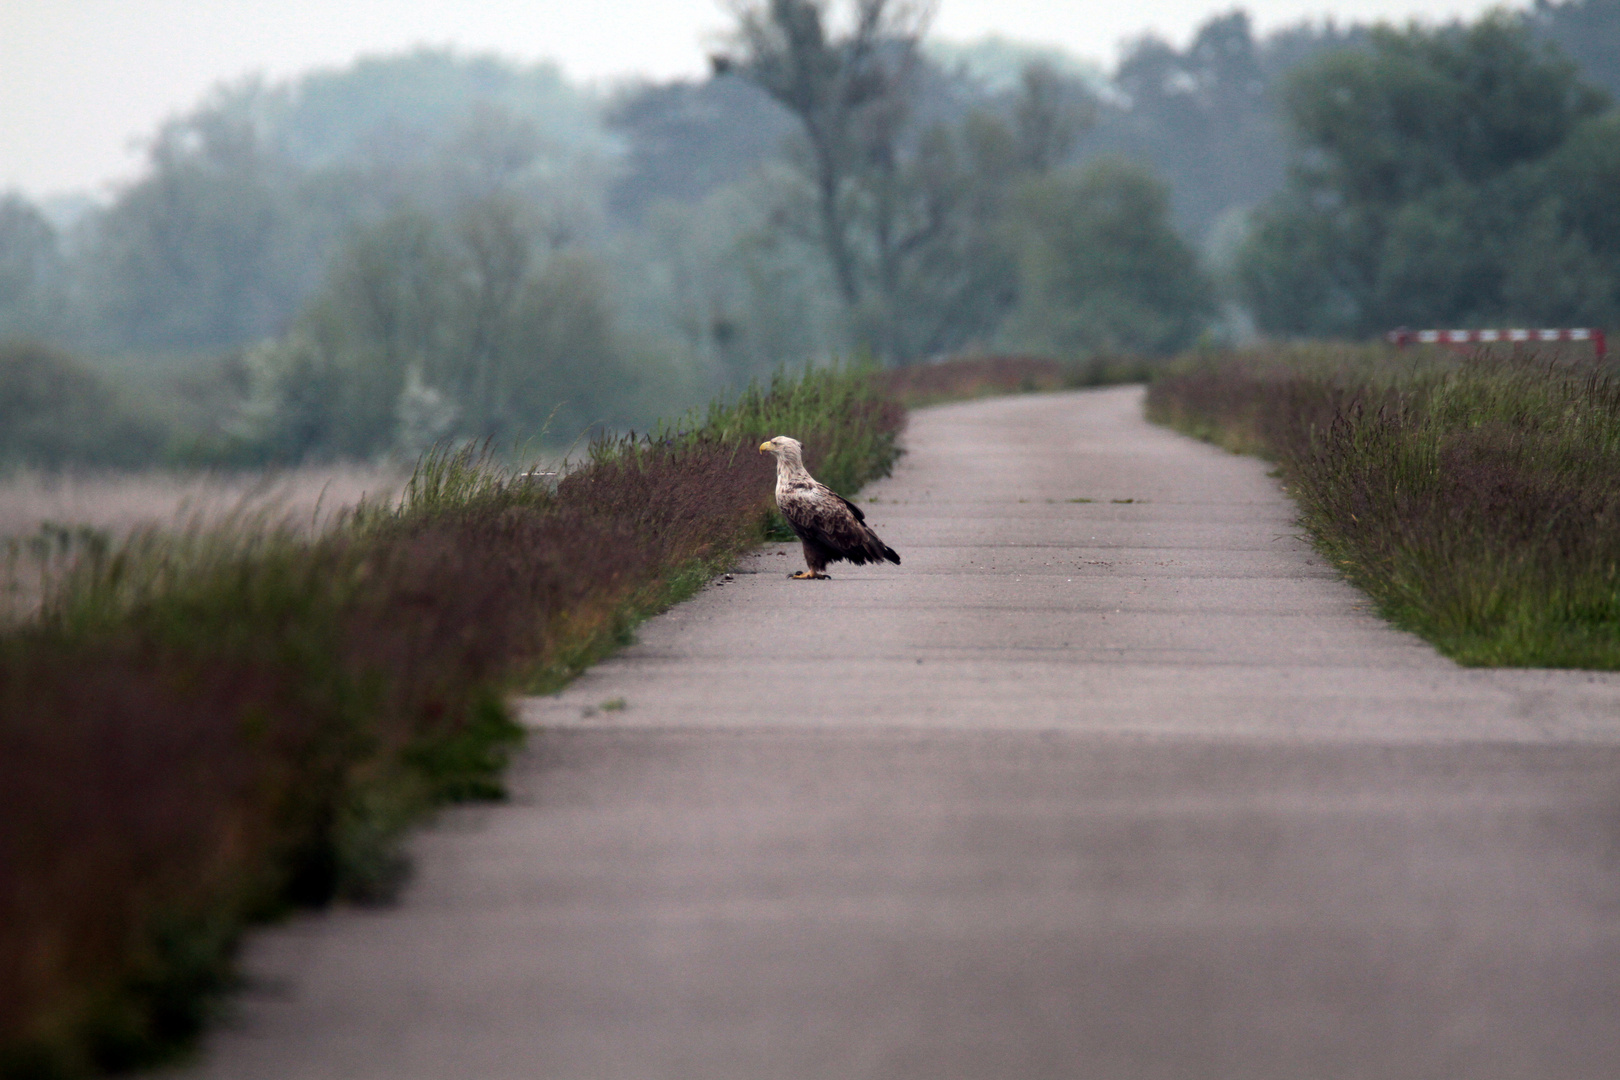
(773, 443), (812, 485)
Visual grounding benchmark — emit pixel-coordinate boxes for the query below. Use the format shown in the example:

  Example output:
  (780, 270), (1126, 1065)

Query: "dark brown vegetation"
(0, 367), (903, 1079)
(1148, 345), (1620, 667)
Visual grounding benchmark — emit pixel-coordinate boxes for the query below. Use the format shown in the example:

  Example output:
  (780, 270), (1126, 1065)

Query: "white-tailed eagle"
(759, 435), (901, 580)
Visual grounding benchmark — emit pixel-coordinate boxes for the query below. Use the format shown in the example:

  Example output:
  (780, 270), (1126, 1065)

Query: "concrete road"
(176, 387), (1620, 1080)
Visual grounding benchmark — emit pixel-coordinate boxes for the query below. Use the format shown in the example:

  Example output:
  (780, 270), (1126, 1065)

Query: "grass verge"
(1147, 345), (1620, 667)
(0, 365), (903, 1079)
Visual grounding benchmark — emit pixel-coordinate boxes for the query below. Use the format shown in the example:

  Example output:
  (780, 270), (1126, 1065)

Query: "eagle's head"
(758, 435), (803, 458)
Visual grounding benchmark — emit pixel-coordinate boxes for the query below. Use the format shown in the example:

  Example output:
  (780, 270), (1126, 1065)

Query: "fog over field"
(0, 466), (404, 540)
(1, 0), (1520, 198)
(1, 0), (1617, 480)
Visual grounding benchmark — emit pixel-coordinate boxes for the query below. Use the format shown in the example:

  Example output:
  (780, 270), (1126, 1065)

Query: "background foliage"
(0, 0), (1618, 468)
(1237, 13), (1620, 336)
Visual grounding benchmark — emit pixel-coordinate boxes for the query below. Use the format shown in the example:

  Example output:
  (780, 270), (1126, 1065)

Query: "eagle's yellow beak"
(758, 441), (774, 454)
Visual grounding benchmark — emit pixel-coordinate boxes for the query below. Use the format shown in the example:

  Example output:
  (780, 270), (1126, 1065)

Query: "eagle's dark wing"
(778, 482), (900, 566)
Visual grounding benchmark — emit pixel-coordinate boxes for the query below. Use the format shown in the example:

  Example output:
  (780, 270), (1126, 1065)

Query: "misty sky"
(4, 0), (1516, 199)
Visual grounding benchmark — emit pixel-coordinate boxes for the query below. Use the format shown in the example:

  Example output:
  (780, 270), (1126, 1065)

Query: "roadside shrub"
(1005, 160), (1215, 356)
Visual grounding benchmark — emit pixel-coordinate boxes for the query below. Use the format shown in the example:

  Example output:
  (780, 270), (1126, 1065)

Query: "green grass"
(0, 364), (903, 1079)
(1148, 344), (1620, 668)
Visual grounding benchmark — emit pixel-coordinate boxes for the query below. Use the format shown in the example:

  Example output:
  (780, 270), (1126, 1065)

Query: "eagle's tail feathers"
(856, 523), (900, 566)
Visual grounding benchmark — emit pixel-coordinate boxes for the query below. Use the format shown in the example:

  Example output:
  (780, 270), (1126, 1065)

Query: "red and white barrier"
(1387, 327), (1607, 359)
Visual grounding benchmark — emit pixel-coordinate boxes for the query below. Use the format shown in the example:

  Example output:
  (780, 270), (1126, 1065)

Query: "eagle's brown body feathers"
(759, 436), (900, 580)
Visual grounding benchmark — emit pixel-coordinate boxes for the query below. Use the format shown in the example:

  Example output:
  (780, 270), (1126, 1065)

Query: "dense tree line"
(1, 0), (1618, 464)
(1238, 13), (1620, 335)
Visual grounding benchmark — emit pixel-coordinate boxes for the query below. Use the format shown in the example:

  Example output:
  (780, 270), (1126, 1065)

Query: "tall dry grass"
(1148, 345), (1620, 668)
(0, 365), (903, 1079)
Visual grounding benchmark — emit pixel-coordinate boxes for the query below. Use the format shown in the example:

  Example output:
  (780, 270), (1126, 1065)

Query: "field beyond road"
(176, 386), (1620, 1079)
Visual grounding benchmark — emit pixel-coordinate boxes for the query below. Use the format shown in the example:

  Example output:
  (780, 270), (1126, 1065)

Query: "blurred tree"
(1233, 191), (1362, 336)
(70, 51), (614, 357)
(1498, 109), (1620, 324)
(604, 75), (799, 221)
(0, 343), (165, 466)
(714, 0), (931, 314)
(715, 0), (1098, 360)
(1537, 110), (1620, 257)
(1004, 159), (1214, 355)
(1281, 16), (1604, 206)
(0, 196), (66, 341)
(1083, 11), (1306, 236)
(1237, 14), (1616, 335)
(273, 49), (606, 174)
(611, 166), (846, 387)
(1530, 0), (1620, 98)
(243, 210), (451, 460)
(859, 105), (1022, 358)
(1012, 61), (1095, 172)
(87, 104), (300, 350)
(245, 201), (648, 460)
